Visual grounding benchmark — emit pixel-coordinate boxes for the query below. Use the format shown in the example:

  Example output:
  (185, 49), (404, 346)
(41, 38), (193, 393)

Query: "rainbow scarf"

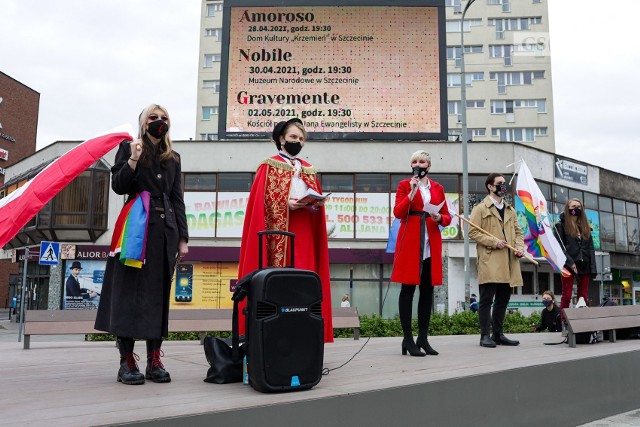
(109, 191), (150, 268)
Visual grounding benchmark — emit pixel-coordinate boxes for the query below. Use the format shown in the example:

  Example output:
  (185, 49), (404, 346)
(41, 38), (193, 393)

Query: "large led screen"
(219, 0), (446, 140)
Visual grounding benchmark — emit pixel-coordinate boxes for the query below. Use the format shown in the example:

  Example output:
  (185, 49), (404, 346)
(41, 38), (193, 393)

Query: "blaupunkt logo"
(281, 306), (308, 313)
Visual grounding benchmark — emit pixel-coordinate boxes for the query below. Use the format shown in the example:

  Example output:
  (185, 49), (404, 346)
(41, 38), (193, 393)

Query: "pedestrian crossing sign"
(39, 241), (60, 266)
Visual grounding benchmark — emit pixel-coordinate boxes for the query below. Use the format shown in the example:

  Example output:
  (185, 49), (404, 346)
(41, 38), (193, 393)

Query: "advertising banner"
(63, 260), (105, 310)
(170, 262), (239, 309)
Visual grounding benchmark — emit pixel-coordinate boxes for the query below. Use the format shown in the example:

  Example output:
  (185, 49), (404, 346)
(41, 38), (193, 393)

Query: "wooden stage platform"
(2, 333), (640, 426)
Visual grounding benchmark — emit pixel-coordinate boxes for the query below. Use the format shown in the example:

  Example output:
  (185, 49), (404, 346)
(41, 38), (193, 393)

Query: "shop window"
(537, 181), (551, 201)
(355, 174), (388, 192)
(321, 174), (353, 192)
(614, 214), (628, 252)
(627, 217), (639, 253)
(600, 212), (615, 251)
(429, 174), (459, 192)
(217, 173), (252, 191)
(552, 184), (568, 205)
(598, 195), (612, 212)
(568, 188), (583, 203)
(613, 199), (626, 215)
(584, 192), (598, 210)
(185, 174), (216, 191)
(521, 271), (534, 295)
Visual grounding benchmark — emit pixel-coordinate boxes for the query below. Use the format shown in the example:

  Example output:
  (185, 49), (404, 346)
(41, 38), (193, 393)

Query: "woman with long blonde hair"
(554, 198), (596, 316)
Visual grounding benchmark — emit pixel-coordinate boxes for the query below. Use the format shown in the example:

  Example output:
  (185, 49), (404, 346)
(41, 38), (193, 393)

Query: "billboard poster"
(220, 1), (446, 140)
(184, 191), (248, 238)
(63, 260), (105, 310)
(170, 262), (239, 309)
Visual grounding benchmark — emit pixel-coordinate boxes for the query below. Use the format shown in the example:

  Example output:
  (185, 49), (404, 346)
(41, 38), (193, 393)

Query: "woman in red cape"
(238, 118), (333, 343)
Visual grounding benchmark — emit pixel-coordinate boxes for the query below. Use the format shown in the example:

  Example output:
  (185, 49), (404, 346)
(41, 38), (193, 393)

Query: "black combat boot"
(145, 339), (171, 383)
(117, 337), (145, 385)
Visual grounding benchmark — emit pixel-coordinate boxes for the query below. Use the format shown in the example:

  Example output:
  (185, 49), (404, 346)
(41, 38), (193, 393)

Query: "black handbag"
(203, 336), (246, 384)
(203, 288), (247, 384)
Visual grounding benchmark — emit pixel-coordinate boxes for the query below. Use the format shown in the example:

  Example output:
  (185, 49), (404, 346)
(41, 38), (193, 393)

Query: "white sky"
(1, 0), (639, 178)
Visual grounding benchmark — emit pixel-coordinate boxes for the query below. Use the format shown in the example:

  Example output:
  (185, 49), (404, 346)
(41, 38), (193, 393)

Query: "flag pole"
(454, 213), (539, 265)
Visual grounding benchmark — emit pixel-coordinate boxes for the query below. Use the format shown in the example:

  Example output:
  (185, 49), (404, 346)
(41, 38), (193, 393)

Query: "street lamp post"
(460, 0), (476, 305)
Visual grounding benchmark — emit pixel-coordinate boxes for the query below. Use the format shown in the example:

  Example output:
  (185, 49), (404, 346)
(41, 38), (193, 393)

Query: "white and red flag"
(0, 125), (134, 248)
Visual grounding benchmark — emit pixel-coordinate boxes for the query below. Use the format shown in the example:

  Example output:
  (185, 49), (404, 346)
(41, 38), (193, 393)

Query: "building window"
(218, 173), (253, 192)
(584, 192), (598, 210)
(206, 3), (223, 17)
(184, 174), (217, 191)
(489, 45), (513, 66)
(490, 71), (544, 94)
(204, 54), (221, 68)
(205, 28), (222, 41)
(447, 72), (484, 87)
(200, 133), (218, 141)
(445, 0), (461, 13)
(355, 174), (389, 193)
(203, 80), (220, 92)
(321, 174), (354, 192)
(613, 199), (626, 215)
(489, 17), (542, 33)
(447, 45), (482, 67)
(491, 99), (546, 114)
(445, 19), (482, 33)
(598, 196), (613, 212)
(202, 106), (219, 120)
(626, 202), (638, 217)
(490, 127), (547, 142)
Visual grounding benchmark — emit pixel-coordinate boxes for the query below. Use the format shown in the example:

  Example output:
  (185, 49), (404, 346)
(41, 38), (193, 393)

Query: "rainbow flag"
(109, 191), (150, 268)
(516, 161), (571, 277)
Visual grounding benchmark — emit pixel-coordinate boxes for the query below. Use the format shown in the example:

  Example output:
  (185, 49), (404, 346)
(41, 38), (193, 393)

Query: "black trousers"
(478, 283), (512, 336)
(399, 258), (434, 338)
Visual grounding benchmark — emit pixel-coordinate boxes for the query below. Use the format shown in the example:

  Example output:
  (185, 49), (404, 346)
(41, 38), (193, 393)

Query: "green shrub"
(86, 311), (543, 341)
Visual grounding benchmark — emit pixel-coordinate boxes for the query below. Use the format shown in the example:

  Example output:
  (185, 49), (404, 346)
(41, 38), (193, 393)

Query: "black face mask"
(283, 141), (302, 157)
(412, 166), (429, 179)
(147, 119), (169, 139)
(493, 183), (507, 197)
(569, 207), (582, 217)
(542, 299), (553, 307)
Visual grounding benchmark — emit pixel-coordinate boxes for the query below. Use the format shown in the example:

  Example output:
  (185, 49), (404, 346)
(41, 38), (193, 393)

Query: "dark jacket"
(536, 305), (561, 332)
(554, 214), (596, 276)
(95, 139), (188, 339)
(66, 275), (88, 299)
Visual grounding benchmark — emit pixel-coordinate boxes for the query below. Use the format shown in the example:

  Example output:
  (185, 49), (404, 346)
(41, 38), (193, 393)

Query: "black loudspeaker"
(245, 267), (324, 393)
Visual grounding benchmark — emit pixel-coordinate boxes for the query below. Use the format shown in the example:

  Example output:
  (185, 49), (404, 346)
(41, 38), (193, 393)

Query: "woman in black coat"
(554, 198), (596, 316)
(95, 104), (189, 385)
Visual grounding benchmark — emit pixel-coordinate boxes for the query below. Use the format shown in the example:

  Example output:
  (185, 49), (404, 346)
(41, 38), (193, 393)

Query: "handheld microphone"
(411, 167), (420, 188)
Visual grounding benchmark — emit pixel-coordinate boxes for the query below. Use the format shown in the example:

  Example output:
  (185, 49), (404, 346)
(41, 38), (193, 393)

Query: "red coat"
(390, 179), (451, 285)
(238, 155), (333, 343)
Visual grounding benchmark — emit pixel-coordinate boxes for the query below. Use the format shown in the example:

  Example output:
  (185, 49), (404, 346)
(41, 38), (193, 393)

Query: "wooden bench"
(22, 309), (233, 350)
(22, 306), (361, 349)
(563, 305), (640, 348)
(332, 306), (360, 340)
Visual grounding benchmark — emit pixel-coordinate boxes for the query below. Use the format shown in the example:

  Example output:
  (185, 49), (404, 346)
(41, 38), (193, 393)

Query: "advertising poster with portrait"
(63, 260), (106, 310)
(170, 262), (239, 309)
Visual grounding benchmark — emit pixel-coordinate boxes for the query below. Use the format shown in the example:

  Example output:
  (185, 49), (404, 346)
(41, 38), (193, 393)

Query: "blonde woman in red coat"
(391, 150), (451, 357)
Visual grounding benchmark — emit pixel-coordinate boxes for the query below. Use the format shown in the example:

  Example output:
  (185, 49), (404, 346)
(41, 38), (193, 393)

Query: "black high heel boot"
(416, 335), (439, 356)
(402, 338), (426, 357)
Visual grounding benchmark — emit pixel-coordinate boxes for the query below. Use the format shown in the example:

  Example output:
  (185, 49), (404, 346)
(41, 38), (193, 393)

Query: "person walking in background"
(554, 198), (597, 316)
(341, 294), (351, 308)
(95, 104), (189, 385)
(391, 150), (451, 357)
(469, 173), (525, 348)
(238, 118), (333, 343)
(533, 290), (562, 332)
